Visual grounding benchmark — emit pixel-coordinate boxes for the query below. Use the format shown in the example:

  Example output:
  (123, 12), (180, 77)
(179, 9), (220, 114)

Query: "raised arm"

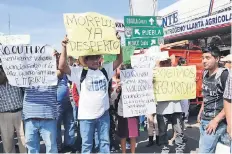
(59, 36), (71, 75)
(113, 33), (123, 71)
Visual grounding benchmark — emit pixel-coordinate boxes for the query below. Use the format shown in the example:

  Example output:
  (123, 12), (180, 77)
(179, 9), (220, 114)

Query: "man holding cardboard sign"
(59, 25), (122, 153)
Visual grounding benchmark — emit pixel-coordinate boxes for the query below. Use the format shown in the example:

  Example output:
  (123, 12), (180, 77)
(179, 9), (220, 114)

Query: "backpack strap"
(80, 67), (88, 91)
(100, 67), (109, 81)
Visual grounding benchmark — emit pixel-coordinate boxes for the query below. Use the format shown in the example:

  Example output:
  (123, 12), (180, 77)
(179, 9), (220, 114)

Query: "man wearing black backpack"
(198, 46), (229, 153)
(59, 34), (122, 153)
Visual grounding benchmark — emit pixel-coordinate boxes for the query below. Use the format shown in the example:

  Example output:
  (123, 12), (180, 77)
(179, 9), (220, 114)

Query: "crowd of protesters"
(0, 35), (231, 154)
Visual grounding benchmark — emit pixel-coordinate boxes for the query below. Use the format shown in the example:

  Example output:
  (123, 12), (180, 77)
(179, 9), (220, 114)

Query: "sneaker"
(146, 141), (154, 147)
(110, 146), (118, 153)
(126, 142), (130, 150)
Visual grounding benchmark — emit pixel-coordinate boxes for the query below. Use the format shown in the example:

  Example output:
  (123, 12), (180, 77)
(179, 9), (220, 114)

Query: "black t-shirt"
(202, 69), (229, 120)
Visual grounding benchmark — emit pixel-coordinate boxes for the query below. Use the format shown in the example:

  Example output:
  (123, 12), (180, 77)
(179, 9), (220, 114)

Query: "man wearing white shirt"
(59, 35), (122, 153)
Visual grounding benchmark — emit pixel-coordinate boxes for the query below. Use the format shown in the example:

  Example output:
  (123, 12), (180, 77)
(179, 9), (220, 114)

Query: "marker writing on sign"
(154, 81), (195, 95)
(69, 40), (120, 52)
(0, 45), (46, 55)
(65, 15), (115, 28)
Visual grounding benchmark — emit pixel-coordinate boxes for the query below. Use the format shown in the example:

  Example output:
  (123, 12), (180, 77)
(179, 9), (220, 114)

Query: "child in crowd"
(113, 65), (139, 154)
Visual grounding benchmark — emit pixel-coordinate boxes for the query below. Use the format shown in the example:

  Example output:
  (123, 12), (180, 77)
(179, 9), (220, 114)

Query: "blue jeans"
(71, 101), (78, 124)
(25, 119), (57, 154)
(80, 111), (110, 154)
(199, 119), (227, 153)
(57, 100), (75, 149)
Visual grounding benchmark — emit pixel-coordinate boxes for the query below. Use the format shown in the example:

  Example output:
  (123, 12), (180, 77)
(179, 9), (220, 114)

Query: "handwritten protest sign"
(120, 68), (156, 117)
(0, 45), (57, 87)
(0, 35), (30, 45)
(154, 66), (196, 101)
(131, 51), (169, 68)
(103, 54), (117, 63)
(63, 12), (120, 57)
(122, 46), (135, 64)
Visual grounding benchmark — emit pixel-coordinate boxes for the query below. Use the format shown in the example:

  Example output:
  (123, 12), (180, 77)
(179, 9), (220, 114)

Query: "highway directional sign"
(124, 15), (164, 49)
(125, 38), (159, 49)
(124, 16), (157, 27)
(125, 27), (164, 38)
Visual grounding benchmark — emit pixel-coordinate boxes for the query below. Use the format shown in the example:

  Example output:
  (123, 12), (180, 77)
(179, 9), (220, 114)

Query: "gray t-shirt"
(157, 100), (183, 115)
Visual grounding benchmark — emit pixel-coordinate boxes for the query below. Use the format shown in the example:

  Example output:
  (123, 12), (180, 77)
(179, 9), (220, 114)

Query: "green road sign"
(125, 27), (164, 38)
(125, 38), (159, 49)
(124, 16), (157, 27)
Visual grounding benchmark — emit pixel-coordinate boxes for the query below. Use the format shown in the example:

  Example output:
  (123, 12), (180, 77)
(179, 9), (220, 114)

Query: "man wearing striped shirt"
(223, 73), (232, 152)
(23, 85), (58, 153)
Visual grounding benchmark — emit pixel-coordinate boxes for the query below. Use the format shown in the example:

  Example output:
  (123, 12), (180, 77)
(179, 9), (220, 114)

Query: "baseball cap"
(221, 54), (232, 62)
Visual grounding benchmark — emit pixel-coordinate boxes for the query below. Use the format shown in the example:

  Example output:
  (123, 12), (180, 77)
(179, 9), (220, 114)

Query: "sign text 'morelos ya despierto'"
(64, 12), (120, 57)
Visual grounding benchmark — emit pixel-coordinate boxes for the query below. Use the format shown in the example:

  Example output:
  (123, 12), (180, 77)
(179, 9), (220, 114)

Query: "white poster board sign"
(0, 45), (57, 87)
(0, 35), (30, 45)
(120, 68), (156, 117)
(131, 51), (169, 68)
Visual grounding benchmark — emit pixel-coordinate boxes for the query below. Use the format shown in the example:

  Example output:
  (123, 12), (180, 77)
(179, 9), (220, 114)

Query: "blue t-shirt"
(57, 75), (70, 103)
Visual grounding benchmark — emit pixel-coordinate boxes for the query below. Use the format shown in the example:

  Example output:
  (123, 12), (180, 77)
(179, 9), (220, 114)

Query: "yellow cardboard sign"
(63, 12), (120, 58)
(154, 66), (196, 101)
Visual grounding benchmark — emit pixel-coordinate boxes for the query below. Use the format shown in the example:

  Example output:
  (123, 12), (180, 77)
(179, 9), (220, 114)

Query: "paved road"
(0, 115), (200, 153)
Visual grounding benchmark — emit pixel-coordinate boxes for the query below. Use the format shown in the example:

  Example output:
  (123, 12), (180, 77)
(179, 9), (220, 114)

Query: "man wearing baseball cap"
(221, 54), (232, 70)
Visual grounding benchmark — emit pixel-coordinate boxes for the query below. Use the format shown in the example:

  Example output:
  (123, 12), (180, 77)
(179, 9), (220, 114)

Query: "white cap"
(221, 54), (232, 62)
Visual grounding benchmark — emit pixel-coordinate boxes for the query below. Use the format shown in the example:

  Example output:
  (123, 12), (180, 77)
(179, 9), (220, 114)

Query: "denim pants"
(80, 111), (110, 154)
(157, 113), (185, 153)
(71, 101), (78, 124)
(24, 119), (57, 154)
(57, 100), (75, 149)
(199, 119), (227, 153)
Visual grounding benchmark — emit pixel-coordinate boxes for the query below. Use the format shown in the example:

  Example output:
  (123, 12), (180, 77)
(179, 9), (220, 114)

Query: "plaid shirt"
(0, 83), (23, 112)
(223, 72), (232, 101)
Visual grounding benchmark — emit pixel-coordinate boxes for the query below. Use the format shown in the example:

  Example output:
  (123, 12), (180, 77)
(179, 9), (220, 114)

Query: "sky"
(0, 0), (176, 50)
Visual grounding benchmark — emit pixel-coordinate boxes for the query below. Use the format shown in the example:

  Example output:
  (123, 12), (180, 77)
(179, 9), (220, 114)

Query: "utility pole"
(129, 0), (158, 16)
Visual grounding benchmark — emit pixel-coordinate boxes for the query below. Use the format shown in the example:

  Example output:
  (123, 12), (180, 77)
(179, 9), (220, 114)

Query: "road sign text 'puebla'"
(124, 16), (164, 49)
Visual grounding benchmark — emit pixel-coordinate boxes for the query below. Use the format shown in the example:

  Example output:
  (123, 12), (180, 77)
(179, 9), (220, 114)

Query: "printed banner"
(0, 35), (30, 45)
(131, 51), (169, 68)
(164, 11), (232, 37)
(63, 12), (120, 58)
(0, 45), (57, 87)
(154, 66), (196, 101)
(120, 68), (156, 117)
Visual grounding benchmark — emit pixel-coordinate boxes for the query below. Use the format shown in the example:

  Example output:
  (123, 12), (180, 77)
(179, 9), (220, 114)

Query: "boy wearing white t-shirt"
(59, 36), (122, 153)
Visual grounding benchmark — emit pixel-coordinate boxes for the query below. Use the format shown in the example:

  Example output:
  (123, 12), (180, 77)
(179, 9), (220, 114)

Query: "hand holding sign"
(62, 35), (69, 47)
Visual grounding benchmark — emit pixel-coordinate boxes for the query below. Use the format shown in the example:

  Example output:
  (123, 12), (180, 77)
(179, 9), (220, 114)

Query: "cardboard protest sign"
(131, 51), (169, 69)
(103, 54), (117, 63)
(122, 46), (135, 64)
(0, 35), (30, 45)
(0, 45), (57, 87)
(120, 68), (156, 117)
(63, 12), (120, 58)
(154, 66), (196, 101)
